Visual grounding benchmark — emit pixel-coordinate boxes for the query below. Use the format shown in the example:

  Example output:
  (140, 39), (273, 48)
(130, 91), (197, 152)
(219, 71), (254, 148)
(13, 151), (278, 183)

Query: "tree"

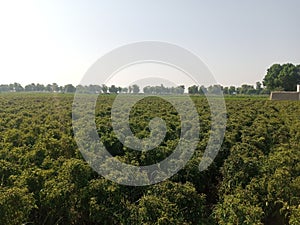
(132, 84), (140, 94)
(51, 83), (60, 92)
(143, 86), (149, 94)
(25, 83), (36, 92)
(279, 63), (300, 91)
(13, 83), (24, 92)
(188, 85), (199, 94)
(63, 84), (76, 93)
(223, 87), (229, 95)
(109, 85), (118, 94)
(256, 81), (262, 94)
(207, 84), (222, 94)
(36, 83), (45, 92)
(128, 86), (132, 93)
(263, 64), (282, 90)
(229, 86), (236, 95)
(263, 63), (300, 91)
(199, 85), (207, 95)
(46, 84), (52, 92)
(102, 84), (108, 93)
(0, 84), (9, 92)
(176, 85), (185, 94)
(178, 85), (185, 94)
(118, 86), (122, 93)
(88, 84), (102, 93)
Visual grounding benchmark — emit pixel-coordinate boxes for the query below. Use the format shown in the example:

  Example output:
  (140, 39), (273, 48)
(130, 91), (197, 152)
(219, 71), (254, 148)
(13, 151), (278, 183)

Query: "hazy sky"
(1, 0), (300, 87)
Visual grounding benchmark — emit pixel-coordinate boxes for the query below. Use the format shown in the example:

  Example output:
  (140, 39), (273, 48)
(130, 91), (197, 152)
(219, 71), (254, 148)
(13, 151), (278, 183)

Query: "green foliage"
(0, 93), (299, 224)
(0, 187), (35, 225)
(214, 187), (264, 225)
(263, 63), (300, 91)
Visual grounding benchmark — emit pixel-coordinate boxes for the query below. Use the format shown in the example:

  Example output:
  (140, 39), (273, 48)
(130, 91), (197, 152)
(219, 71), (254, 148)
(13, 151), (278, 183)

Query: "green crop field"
(0, 93), (299, 225)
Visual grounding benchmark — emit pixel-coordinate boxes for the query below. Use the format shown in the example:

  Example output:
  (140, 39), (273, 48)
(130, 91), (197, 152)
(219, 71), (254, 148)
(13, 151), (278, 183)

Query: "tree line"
(187, 82), (269, 95)
(1, 62), (299, 94)
(0, 82), (270, 95)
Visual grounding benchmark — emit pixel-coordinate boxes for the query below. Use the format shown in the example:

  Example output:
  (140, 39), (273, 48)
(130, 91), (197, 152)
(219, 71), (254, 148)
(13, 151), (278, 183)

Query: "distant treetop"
(263, 63), (300, 91)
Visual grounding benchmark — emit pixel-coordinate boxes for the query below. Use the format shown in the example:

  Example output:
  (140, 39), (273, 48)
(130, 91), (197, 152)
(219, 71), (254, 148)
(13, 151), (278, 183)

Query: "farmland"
(0, 93), (299, 225)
